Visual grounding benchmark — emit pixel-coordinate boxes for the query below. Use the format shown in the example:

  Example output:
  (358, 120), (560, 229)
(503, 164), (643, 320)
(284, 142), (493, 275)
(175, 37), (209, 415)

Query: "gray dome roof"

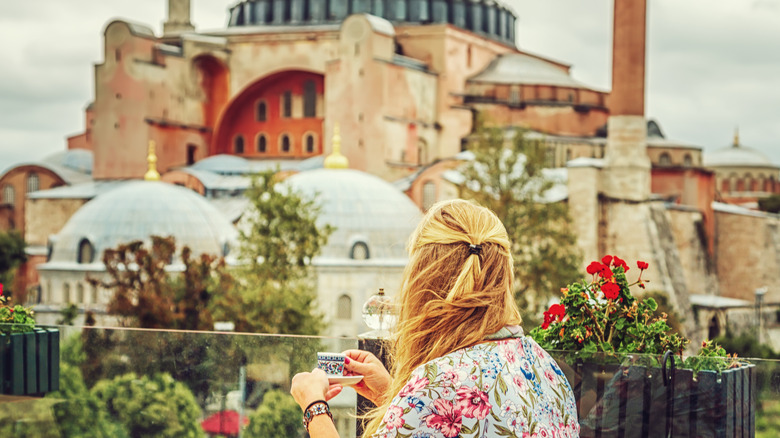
(48, 181), (238, 265)
(283, 169), (422, 261)
(468, 53), (597, 89)
(42, 149), (93, 175)
(704, 144), (777, 168)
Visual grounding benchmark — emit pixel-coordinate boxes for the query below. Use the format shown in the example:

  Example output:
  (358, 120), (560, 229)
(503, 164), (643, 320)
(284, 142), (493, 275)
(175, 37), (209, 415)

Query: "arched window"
(234, 135), (245, 154)
(257, 134), (267, 153)
(729, 174), (738, 192)
(565, 149), (572, 163)
(422, 181), (436, 210)
(280, 134), (291, 153)
(91, 285), (99, 304)
(721, 178), (730, 194)
(63, 283), (71, 304)
(256, 100), (267, 122)
(337, 294), (352, 320)
(76, 283), (84, 304)
(683, 154), (692, 167)
(303, 80), (316, 118)
(745, 174), (754, 192)
(27, 172), (39, 193)
(304, 134), (315, 153)
(78, 238), (94, 264)
(350, 241), (370, 260)
(2, 184), (14, 206)
(187, 144), (197, 165)
(46, 280), (52, 303)
(658, 152), (671, 167)
(281, 91), (292, 118)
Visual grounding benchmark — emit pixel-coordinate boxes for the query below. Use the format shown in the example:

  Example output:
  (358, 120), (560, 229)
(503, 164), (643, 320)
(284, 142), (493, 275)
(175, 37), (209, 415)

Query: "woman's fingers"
(325, 384), (343, 401)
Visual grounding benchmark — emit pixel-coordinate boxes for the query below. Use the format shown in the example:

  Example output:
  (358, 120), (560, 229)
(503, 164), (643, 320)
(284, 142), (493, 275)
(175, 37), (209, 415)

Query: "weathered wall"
(25, 198), (88, 247)
(667, 208), (718, 296)
(714, 209), (780, 302)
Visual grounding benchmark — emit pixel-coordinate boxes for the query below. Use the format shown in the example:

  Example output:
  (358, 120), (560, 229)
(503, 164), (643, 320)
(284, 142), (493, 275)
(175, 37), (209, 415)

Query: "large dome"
(283, 168), (423, 261)
(47, 181), (238, 265)
(704, 144), (777, 168)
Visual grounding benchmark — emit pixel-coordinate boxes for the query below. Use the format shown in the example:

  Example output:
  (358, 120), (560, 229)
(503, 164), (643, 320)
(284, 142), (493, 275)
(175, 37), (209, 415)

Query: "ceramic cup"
(317, 352), (346, 376)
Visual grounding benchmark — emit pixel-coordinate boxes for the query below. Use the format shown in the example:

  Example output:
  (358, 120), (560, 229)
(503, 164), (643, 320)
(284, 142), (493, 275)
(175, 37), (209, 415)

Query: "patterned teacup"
(317, 352), (346, 376)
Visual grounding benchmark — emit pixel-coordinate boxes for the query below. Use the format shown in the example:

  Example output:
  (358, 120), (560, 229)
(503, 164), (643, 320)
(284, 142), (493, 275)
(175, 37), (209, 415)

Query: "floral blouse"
(374, 330), (579, 438)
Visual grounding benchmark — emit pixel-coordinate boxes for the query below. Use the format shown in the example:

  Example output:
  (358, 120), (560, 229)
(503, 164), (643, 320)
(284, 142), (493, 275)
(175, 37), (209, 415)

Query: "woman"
(291, 200), (579, 437)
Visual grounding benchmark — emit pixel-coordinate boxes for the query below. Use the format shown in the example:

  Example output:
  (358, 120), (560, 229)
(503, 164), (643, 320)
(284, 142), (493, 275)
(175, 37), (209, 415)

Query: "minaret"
(602, 0), (650, 201)
(324, 124), (349, 169)
(144, 141), (161, 181)
(163, 0), (195, 35)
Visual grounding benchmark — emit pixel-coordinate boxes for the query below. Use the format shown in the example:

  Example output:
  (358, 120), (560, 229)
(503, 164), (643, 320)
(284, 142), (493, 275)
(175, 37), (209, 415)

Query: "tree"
(457, 120), (582, 312)
(91, 372), (204, 438)
(244, 390), (304, 438)
(0, 230), (26, 298)
(46, 335), (126, 437)
(224, 169), (333, 335)
(89, 235), (234, 330)
(757, 194), (780, 214)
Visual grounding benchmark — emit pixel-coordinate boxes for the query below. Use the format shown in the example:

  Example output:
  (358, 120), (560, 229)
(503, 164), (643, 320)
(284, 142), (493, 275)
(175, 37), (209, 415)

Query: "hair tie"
(468, 244), (482, 255)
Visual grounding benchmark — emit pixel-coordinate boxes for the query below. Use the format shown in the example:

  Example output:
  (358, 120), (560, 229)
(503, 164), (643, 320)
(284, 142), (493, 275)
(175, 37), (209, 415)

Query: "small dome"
(704, 144), (777, 168)
(283, 169), (422, 260)
(190, 154), (252, 175)
(42, 149), (93, 175)
(48, 181), (238, 264)
(468, 53), (597, 89)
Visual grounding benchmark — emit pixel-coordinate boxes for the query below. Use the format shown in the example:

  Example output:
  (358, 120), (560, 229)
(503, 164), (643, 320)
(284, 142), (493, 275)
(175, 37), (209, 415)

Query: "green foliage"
(457, 120), (581, 308)
(712, 332), (780, 360)
(224, 169), (332, 335)
(244, 390), (304, 438)
(0, 291), (35, 334)
(57, 303), (79, 325)
(757, 194), (780, 214)
(756, 399), (780, 438)
(92, 373), (205, 438)
(0, 230), (26, 297)
(89, 235), (234, 330)
(47, 363), (127, 437)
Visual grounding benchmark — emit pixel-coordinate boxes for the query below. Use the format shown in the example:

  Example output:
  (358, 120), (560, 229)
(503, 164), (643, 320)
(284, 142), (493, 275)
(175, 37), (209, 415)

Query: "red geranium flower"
(637, 261), (649, 270)
(613, 256), (629, 272)
(586, 261), (603, 275)
(598, 265), (614, 279)
(547, 303), (566, 320)
(601, 282), (620, 300)
(601, 255), (614, 266)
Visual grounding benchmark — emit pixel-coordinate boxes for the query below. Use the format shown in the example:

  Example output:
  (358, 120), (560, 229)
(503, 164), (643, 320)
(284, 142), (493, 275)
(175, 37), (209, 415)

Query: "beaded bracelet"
(302, 400), (333, 431)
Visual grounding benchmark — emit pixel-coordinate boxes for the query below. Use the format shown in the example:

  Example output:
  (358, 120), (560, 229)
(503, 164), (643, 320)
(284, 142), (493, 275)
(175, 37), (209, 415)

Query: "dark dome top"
(228, 0), (517, 46)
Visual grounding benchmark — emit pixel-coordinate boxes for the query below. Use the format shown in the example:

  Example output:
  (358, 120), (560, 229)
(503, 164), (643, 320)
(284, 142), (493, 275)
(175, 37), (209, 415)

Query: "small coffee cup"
(317, 352), (346, 375)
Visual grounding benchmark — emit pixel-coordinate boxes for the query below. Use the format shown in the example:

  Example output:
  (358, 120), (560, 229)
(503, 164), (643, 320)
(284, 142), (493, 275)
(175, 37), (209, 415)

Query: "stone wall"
(714, 207), (780, 302)
(667, 208), (718, 297)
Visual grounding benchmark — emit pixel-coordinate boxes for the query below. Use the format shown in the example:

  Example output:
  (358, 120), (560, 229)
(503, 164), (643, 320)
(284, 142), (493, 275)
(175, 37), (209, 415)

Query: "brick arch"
(212, 70), (324, 158)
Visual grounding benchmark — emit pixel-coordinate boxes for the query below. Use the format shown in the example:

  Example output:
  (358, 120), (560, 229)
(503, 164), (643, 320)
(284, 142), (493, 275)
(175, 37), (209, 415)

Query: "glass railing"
(1, 325), (779, 437)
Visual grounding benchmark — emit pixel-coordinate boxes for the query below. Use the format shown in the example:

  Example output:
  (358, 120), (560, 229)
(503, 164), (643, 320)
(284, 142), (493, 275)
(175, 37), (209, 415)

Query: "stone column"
(163, 0), (195, 35)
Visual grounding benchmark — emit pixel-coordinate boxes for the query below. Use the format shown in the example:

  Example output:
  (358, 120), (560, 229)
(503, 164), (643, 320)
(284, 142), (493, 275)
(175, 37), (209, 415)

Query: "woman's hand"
(290, 368), (344, 410)
(342, 349), (392, 405)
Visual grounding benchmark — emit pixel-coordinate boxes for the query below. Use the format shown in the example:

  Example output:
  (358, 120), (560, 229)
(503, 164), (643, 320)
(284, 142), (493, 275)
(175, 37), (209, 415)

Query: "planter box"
(0, 328), (59, 395)
(558, 359), (755, 438)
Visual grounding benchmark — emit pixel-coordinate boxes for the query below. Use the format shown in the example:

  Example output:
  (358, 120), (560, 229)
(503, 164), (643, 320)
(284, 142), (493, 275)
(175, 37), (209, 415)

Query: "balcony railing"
(1, 325), (779, 437)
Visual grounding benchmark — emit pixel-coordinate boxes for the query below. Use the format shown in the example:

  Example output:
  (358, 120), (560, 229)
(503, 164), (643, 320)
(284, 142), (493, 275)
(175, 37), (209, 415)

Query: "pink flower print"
(456, 386), (491, 420)
(470, 375), (478, 381)
(399, 375), (429, 397)
(544, 369), (556, 384)
(503, 347), (518, 365)
(424, 399), (463, 438)
(513, 375), (525, 392)
(383, 405), (405, 430)
(499, 400), (516, 417)
(483, 382), (491, 391)
(442, 388), (451, 397)
(533, 426), (551, 438)
(442, 370), (458, 385)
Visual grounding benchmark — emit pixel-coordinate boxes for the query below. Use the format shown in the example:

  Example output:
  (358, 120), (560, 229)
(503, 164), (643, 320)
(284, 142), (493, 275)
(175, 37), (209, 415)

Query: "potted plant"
(529, 256), (755, 438)
(0, 283), (59, 395)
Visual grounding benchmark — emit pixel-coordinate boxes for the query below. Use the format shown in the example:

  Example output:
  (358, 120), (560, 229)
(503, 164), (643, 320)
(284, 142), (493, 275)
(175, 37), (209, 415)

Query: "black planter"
(556, 358), (756, 438)
(0, 328), (60, 395)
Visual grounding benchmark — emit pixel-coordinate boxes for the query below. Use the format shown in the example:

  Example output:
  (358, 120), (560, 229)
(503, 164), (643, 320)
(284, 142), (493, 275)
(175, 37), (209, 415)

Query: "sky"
(0, 0), (778, 171)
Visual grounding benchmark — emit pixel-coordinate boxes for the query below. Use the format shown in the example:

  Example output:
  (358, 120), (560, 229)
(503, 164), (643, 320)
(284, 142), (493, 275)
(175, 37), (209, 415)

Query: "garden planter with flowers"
(530, 256), (755, 438)
(0, 283), (60, 395)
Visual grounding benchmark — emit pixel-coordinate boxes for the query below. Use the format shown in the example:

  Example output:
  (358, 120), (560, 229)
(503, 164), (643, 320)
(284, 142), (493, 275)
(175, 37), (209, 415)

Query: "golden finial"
(323, 123), (349, 169)
(144, 140), (161, 181)
(733, 127), (740, 148)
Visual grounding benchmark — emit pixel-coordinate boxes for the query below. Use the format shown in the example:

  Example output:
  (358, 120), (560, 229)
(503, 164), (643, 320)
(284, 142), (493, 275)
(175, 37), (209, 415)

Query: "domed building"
(704, 131), (780, 207)
(35, 180), (238, 323)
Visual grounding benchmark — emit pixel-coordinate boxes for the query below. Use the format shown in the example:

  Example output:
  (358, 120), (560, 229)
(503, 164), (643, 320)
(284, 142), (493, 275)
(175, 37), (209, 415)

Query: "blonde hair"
(362, 199), (522, 436)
